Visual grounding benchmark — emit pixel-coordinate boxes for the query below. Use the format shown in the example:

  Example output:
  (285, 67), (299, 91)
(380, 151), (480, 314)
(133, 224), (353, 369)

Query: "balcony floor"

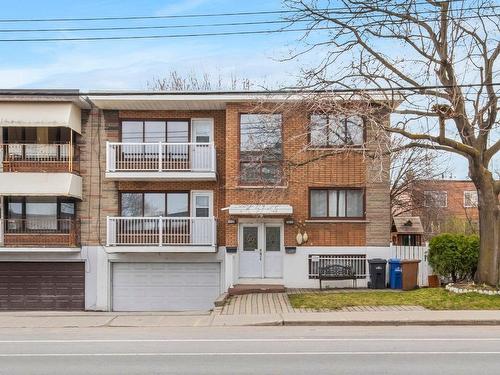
(105, 171), (216, 181)
(105, 245), (217, 253)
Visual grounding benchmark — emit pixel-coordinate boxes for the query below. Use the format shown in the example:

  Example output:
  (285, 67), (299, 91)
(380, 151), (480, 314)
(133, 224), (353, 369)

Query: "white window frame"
(463, 190), (478, 208)
(424, 190), (448, 208)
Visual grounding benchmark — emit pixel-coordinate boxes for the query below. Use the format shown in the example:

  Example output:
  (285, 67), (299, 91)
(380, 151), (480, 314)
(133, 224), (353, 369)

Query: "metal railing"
(107, 216), (217, 246)
(0, 143), (79, 173)
(308, 254), (367, 279)
(0, 218), (79, 247)
(106, 142), (216, 173)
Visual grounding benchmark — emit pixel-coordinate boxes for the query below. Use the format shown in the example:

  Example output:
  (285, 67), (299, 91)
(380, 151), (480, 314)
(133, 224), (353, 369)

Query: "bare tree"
(283, 0), (500, 285)
(391, 139), (450, 217)
(147, 70), (252, 91)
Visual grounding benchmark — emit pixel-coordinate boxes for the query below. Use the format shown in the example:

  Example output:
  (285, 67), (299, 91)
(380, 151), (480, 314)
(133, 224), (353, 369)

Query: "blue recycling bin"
(389, 258), (402, 289)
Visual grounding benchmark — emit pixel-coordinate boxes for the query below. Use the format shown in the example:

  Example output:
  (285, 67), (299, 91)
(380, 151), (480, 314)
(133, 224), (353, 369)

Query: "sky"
(0, 0), (494, 179)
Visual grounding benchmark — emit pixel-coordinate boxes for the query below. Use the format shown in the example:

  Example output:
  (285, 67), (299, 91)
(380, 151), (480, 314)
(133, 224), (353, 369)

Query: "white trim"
(423, 190), (448, 208)
(305, 219), (370, 223)
(463, 190), (478, 208)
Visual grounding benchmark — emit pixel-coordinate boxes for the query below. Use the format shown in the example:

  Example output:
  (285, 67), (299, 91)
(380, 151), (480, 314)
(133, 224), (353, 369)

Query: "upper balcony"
(105, 142), (216, 181)
(0, 143), (82, 199)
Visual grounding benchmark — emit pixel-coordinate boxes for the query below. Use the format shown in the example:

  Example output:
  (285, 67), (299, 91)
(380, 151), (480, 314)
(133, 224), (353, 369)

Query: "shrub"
(428, 233), (479, 282)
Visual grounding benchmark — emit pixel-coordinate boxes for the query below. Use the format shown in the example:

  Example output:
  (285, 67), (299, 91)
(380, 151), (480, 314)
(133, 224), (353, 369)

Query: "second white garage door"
(112, 262), (221, 311)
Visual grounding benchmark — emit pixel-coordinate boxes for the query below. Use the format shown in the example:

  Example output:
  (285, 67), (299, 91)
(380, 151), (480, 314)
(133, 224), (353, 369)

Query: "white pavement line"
(1, 352), (500, 357)
(0, 338), (500, 343)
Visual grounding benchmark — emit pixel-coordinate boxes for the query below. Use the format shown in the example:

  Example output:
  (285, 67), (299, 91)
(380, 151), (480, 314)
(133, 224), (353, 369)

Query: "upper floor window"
(464, 190), (478, 208)
(239, 114), (283, 185)
(309, 114), (364, 147)
(309, 188), (364, 218)
(424, 191), (448, 208)
(121, 120), (189, 143)
(121, 192), (189, 217)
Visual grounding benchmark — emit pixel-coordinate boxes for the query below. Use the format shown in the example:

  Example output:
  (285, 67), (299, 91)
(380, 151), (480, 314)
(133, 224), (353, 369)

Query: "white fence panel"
(392, 245), (430, 287)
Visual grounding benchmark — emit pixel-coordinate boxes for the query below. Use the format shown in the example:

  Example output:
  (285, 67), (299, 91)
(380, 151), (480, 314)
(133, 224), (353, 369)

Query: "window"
(310, 188), (364, 218)
(239, 114), (283, 185)
(464, 190), (478, 208)
(121, 120), (189, 143)
(424, 191), (448, 208)
(5, 197), (75, 232)
(310, 114), (364, 147)
(120, 192), (189, 217)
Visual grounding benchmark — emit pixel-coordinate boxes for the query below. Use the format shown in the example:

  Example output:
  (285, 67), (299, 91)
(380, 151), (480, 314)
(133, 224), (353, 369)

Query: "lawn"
(288, 288), (500, 310)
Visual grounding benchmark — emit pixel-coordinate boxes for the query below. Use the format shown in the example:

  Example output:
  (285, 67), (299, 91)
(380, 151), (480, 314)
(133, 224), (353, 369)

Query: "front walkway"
(217, 292), (427, 315)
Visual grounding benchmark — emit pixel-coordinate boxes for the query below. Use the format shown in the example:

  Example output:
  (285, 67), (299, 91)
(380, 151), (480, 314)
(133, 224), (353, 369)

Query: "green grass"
(288, 288), (500, 310)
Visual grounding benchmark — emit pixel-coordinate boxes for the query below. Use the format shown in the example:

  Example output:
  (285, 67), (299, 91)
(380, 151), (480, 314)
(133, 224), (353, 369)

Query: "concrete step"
(228, 284), (286, 295)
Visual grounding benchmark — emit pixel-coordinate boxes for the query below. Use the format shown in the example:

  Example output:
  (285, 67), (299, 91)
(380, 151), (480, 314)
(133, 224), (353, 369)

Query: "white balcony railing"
(106, 142), (216, 173)
(106, 216), (217, 247)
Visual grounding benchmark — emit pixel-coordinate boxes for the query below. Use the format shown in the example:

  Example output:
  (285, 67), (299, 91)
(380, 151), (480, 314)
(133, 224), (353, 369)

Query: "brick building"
(409, 179), (479, 237)
(0, 90), (397, 311)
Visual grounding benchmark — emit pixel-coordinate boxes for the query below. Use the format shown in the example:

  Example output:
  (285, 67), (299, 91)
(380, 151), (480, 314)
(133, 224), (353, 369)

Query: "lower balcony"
(0, 219), (79, 248)
(106, 216), (217, 253)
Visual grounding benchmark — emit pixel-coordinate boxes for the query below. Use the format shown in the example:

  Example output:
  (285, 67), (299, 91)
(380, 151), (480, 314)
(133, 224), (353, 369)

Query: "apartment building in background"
(0, 90), (396, 311)
(409, 179), (479, 237)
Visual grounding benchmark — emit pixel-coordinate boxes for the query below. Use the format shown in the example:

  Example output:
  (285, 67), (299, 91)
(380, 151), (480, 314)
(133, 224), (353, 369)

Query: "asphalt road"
(0, 325), (499, 374)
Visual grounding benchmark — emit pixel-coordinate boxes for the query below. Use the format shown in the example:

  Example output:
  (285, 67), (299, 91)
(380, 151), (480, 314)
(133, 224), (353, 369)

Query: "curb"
(280, 320), (500, 326)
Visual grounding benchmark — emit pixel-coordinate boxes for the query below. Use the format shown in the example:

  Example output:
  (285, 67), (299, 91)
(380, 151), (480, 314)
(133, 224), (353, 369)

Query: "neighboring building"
(0, 90), (397, 311)
(409, 179), (479, 237)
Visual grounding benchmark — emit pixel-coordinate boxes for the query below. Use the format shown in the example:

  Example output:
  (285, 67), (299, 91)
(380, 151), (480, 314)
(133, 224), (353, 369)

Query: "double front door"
(239, 223), (283, 279)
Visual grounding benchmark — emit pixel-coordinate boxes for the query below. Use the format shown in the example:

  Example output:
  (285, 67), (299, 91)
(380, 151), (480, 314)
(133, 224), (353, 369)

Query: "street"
(0, 325), (499, 374)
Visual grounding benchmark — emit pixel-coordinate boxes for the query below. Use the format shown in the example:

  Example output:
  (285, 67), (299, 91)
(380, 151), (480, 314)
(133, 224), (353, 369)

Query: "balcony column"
(0, 196), (4, 246)
(158, 142), (162, 172)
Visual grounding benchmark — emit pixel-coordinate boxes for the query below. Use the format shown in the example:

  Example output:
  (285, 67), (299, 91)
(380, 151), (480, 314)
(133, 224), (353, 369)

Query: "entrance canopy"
(227, 204), (293, 216)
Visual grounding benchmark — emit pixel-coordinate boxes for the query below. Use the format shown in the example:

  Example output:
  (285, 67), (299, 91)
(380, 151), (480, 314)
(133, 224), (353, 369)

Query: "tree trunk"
(471, 163), (500, 286)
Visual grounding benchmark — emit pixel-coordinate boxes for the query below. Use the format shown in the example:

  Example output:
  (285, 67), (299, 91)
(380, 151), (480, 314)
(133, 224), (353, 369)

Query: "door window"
(242, 227), (258, 251)
(265, 226), (281, 251)
(195, 195), (210, 217)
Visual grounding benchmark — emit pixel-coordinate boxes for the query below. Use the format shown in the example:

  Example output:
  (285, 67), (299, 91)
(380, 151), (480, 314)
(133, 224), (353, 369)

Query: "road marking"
(0, 351), (500, 357)
(0, 338), (499, 343)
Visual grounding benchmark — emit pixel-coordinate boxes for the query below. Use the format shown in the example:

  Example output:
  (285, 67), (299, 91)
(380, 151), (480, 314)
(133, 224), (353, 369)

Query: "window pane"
(346, 190), (363, 217)
(26, 197), (57, 230)
(144, 193), (165, 216)
(345, 116), (364, 145)
(121, 193), (143, 216)
(7, 198), (23, 231)
(240, 114), (282, 158)
(310, 115), (328, 146)
(122, 121), (143, 143)
(327, 116), (346, 146)
(195, 195), (210, 217)
(338, 190), (346, 217)
(261, 163), (282, 184)
(167, 193), (189, 217)
(328, 190), (338, 217)
(144, 121), (166, 143)
(167, 121), (189, 143)
(243, 226), (258, 251)
(265, 226), (281, 251)
(311, 190), (327, 217)
(240, 162), (261, 184)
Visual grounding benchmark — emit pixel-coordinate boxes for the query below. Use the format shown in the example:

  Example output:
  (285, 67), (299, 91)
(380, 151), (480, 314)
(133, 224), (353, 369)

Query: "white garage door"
(112, 262), (221, 311)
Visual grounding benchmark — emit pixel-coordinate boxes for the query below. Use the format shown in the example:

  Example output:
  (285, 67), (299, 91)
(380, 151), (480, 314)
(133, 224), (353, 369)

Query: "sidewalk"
(1, 310), (500, 328)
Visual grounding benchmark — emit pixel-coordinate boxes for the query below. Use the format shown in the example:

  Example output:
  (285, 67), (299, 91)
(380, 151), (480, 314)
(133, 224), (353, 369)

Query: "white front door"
(239, 222), (283, 279)
(191, 118), (213, 171)
(191, 191), (213, 245)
